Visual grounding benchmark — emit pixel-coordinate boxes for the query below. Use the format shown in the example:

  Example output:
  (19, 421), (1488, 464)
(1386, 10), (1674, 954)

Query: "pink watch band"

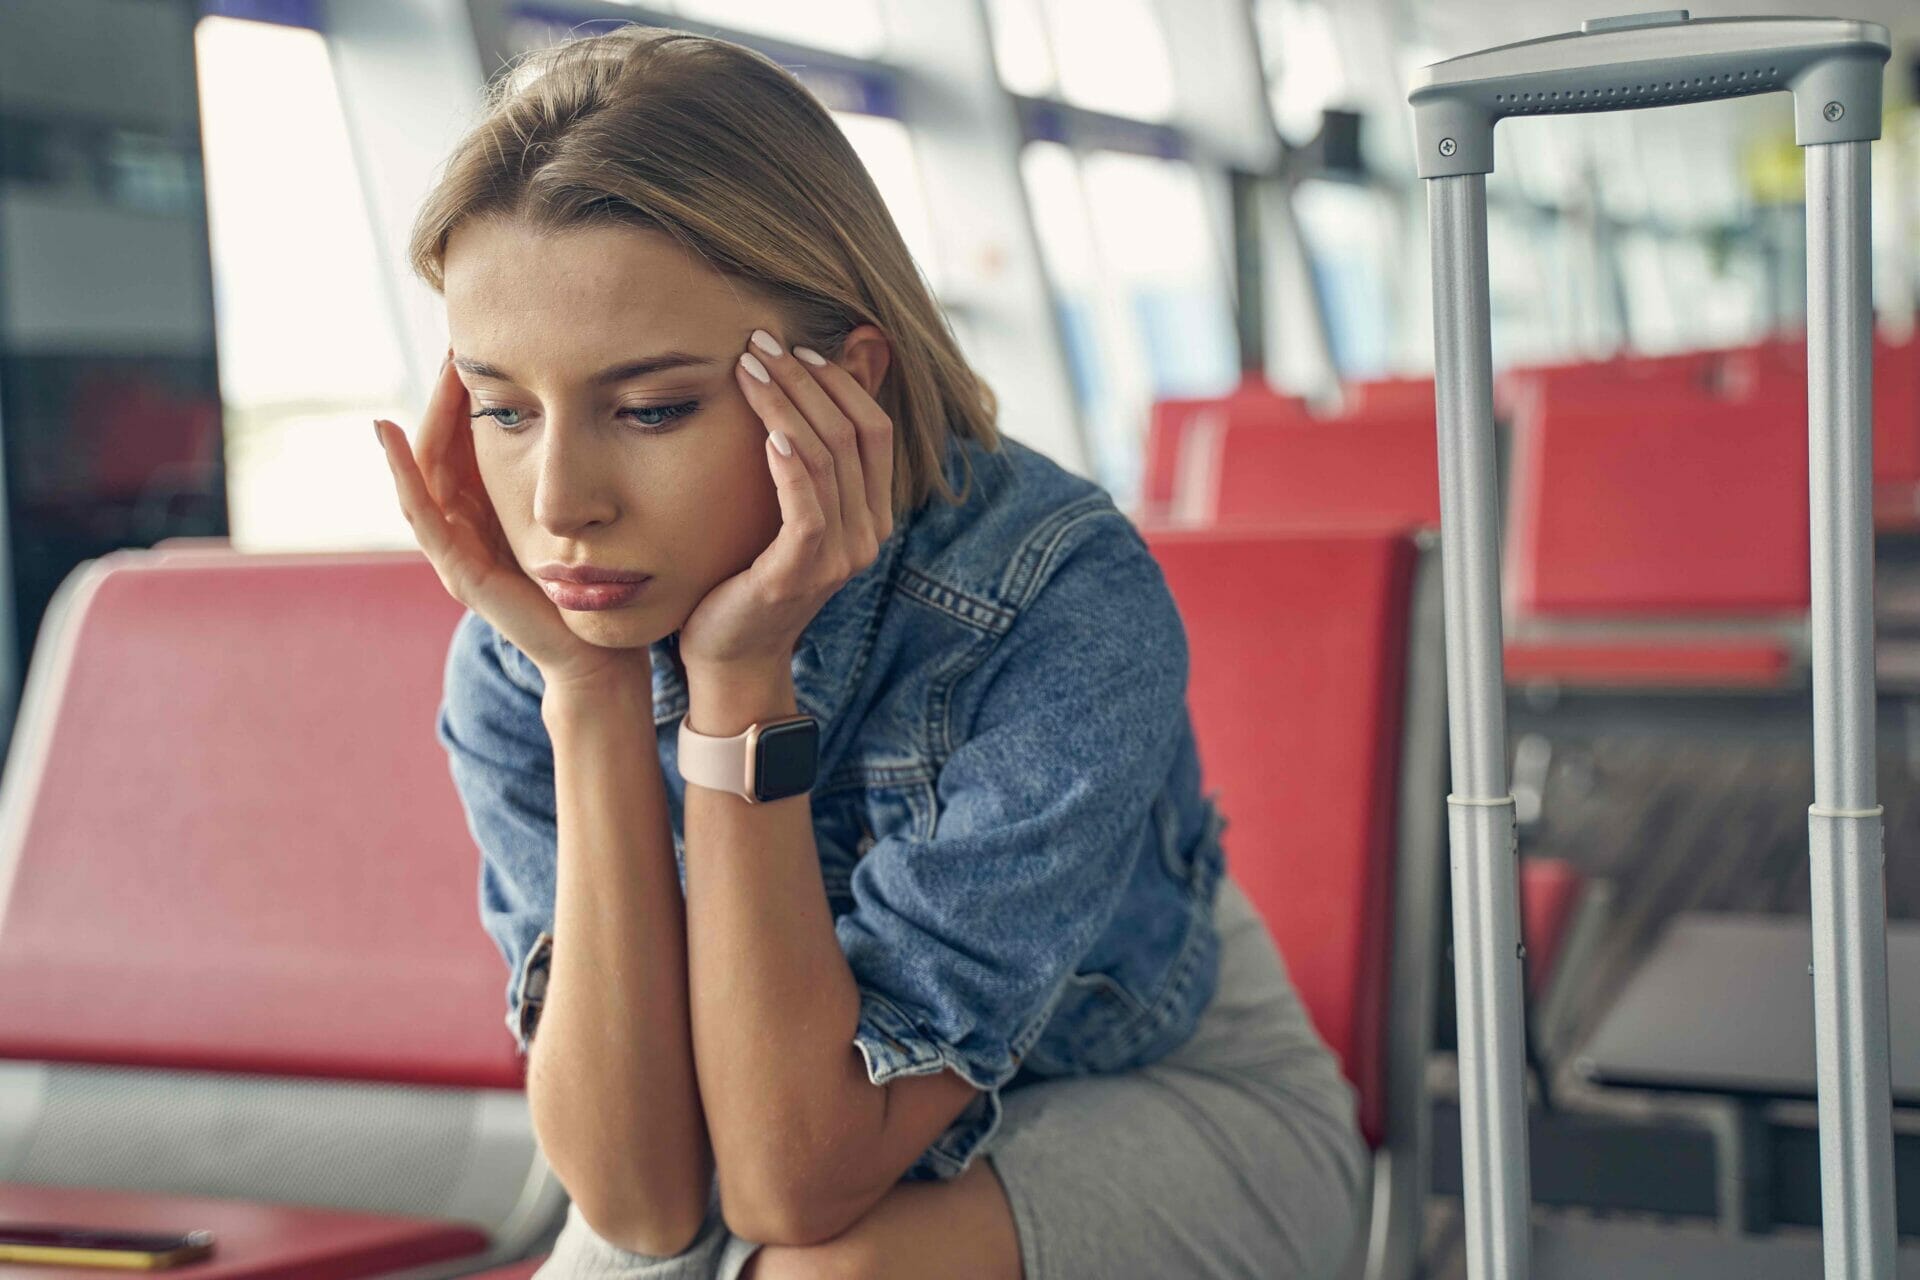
(677, 717), (755, 800)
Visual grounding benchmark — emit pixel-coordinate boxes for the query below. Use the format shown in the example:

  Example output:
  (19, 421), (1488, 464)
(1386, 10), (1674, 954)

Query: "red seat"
(1519, 859), (1586, 1004)
(1503, 391), (1806, 688)
(1502, 639), (1795, 689)
(1209, 410), (1439, 531)
(1344, 376), (1436, 419)
(1495, 349), (1723, 420)
(1720, 332), (1920, 530)
(1149, 528), (1417, 1145)
(1147, 526), (1442, 1280)
(1139, 375), (1308, 522)
(1510, 395), (1808, 617)
(0, 547), (566, 1270)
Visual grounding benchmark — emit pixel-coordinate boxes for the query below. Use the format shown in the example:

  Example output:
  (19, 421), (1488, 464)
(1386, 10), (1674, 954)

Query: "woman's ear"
(835, 324), (892, 400)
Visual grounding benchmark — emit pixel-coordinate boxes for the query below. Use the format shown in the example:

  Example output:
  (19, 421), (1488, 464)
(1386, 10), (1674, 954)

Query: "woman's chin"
(559, 607), (665, 651)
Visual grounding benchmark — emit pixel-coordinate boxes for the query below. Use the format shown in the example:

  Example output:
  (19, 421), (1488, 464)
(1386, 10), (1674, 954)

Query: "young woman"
(377, 25), (1366, 1280)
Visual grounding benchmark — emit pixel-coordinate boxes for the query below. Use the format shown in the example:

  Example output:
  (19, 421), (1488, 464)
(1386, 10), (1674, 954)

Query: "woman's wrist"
(541, 667), (657, 731)
(684, 662), (798, 737)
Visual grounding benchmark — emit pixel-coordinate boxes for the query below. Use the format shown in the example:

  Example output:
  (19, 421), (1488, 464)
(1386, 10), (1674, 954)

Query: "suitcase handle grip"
(1409, 12), (1889, 178)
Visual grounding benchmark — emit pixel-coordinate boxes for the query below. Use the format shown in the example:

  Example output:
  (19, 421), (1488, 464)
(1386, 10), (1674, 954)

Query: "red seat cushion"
(0, 1182), (488, 1279)
(1503, 639), (1795, 688)
(1147, 528), (1418, 1148)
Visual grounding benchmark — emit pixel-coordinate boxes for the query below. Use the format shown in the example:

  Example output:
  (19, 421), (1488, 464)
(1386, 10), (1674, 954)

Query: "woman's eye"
(469, 406), (524, 431)
(467, 401), (699, 434)
(620, 400), (699, 430)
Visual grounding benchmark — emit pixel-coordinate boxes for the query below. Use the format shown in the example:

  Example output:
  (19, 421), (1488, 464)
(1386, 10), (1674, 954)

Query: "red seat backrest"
(1211, 410), (1440, 530)
(1145, 527), (1418, 1148)
(1345, 376), (1436, 419)
(1508, 394), (1810, 617)
(1141, 376), (1309, 515)
(1496, 349), (1722, 420)
(0, 548), (527, 1088)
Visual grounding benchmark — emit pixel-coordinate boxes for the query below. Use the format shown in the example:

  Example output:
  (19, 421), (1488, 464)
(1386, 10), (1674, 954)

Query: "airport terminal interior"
(1, 0), (1920, 1276)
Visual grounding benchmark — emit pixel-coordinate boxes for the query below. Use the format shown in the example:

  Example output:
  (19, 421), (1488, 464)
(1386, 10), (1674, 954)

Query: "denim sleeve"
(435, 609), (558, 1059)
(833, 513), (1190, 1181)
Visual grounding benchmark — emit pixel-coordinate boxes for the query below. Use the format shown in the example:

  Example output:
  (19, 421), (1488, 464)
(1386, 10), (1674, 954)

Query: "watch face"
(752, 717), (820, 802)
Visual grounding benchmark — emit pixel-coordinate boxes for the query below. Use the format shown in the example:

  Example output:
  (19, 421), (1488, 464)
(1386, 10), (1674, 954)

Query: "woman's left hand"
(677, 328), (896, 677)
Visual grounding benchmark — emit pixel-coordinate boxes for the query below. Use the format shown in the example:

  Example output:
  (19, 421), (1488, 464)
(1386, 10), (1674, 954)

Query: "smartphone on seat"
(0, 1223), (215, 1268)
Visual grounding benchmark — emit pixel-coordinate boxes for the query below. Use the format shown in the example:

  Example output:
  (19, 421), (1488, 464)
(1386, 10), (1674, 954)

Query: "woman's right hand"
(376, 351), (653, 697)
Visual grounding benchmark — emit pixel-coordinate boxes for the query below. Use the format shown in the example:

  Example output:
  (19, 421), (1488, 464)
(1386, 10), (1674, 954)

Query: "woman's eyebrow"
(452, 352), (722, 385)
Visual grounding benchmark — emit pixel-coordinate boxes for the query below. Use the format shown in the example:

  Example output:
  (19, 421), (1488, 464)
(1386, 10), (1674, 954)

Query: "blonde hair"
(407, 24), (1000, 520)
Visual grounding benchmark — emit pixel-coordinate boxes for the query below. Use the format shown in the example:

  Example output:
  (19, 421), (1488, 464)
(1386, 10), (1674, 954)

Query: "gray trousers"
(534, 872), (1370, 1279)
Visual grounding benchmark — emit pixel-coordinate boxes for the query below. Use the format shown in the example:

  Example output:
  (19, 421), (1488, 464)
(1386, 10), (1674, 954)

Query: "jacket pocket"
(814, 771), (935, 907)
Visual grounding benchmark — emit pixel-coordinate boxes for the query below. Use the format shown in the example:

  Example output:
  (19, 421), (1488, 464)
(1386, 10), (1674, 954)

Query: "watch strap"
(678, 717), (755, 799)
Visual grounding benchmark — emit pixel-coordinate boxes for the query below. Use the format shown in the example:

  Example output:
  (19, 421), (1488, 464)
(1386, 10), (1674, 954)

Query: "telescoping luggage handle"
(1408, 12), (1892, 1280)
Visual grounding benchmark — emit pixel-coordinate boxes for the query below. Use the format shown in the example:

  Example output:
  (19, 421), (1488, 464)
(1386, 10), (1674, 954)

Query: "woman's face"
(442, 218), (792, 653)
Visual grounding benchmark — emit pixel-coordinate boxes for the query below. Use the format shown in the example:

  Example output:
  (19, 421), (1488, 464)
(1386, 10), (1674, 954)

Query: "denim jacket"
(435, 432), (1231, 1183)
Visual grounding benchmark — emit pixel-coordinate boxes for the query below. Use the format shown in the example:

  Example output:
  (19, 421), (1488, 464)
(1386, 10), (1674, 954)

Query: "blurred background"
(2, 4), (1920, 1271)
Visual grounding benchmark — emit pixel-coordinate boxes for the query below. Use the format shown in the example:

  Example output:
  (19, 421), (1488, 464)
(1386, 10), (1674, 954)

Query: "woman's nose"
(531, 421), (620, 535)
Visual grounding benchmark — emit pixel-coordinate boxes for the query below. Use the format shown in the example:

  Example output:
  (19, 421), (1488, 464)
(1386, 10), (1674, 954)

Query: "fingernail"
(750, 329), (783, 358)
(373, 419), (384, 446)
(794, 347), (826, 366)
(770, 430), (793, 456)
(739, 351), (771, 383)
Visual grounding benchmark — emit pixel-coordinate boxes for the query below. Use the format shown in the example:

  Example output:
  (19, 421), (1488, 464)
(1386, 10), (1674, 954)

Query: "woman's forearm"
(531, 678), (714, 1256)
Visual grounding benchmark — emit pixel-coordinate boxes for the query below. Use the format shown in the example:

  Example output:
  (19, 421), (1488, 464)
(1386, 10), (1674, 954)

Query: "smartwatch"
(678, 713), (820, 803)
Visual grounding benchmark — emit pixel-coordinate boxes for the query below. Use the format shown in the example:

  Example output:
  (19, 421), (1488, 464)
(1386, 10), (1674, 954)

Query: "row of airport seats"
(1148, 333), (1920, 693)
(0, 529), (1452, 1280)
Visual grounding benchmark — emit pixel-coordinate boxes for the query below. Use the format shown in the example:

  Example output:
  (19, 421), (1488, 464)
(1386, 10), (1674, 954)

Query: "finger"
(791, 345), (895, 544)
(737, 349), (844, 549)
(747, 330), (874, 554)
(757, 414), (831, 589)
(417, 351), (474, 513)
(376, 418), (469, 598)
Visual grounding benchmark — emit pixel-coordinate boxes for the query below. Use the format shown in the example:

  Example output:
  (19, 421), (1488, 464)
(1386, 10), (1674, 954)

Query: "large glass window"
(985, 0), (1175, 121)
(1251, 0), (1348, 146)
(1292, 181), (1393, 379)
(195, 15), (411, 551)
(1021, 142), (1237, 505)
(831, 111), (941, 293)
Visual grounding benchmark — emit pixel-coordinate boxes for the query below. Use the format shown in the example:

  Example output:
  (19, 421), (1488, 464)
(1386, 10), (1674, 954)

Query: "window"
(1022, 143), (1237, 505)
(195, 15), (411, 550)
(831, 112), (941, 293)
(986, 0), (1175, 122)
(1293, 182), (1393, 379)
(1252, 0), (1347, 146)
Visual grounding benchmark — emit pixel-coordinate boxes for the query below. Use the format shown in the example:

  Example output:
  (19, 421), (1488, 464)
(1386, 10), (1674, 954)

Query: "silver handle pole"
(1428, 172), (1531, 1280)
(1804, 136), (1896, 1280)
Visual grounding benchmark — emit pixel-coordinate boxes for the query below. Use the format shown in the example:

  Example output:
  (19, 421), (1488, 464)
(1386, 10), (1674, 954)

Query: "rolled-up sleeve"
(834, 514), (1191, 1181)
(435, 609), (559, 1058)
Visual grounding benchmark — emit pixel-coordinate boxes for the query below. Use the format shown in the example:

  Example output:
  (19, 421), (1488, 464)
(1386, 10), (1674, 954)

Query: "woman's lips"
(542, 577), (652, 610)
